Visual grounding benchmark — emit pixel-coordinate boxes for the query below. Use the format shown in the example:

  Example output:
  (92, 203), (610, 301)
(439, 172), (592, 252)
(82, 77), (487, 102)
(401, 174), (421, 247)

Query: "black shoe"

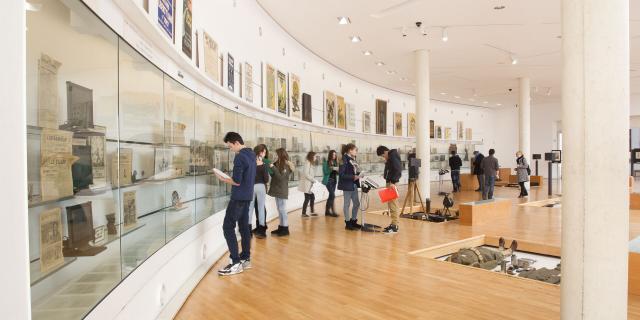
(350, 219), (362, 229)
(345, 220), (356, 230)
(273, 226), (289, 237)
(270, 226), (282, 235)
(255, 225), (267, 239)
(248, 224), (254, 235)
(310, 213), (318, 217)
(474, 189), (481, 192)
(382, 224), (399, 234)
(301, 213), (310, 218)
(329, 212), (339, 217)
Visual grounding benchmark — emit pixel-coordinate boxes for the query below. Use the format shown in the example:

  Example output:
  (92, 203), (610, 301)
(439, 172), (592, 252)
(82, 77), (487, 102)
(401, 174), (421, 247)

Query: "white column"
(414, 50), (430, 198)
(518, 77), (531, 160)
(0, 0), (30, 319)
(561, 0), (629, 319)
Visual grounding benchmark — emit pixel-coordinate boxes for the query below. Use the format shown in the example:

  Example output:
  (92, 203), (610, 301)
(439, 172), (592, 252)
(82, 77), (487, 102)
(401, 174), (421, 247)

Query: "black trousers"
(519, 181), (529, 196)
(302, 192), (315, 214)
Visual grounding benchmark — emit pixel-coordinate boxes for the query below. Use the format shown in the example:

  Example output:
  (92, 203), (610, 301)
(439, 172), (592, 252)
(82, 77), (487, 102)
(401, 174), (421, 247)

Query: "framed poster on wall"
(243, 62), (253, 103)
(347, 104), (356, 131)
(181, 0), (192, 58)
(157, 0), (174, 41)
(407, 113), (416, 137)
(203, 31), (219, 84)
(393, 112), (402, 136)
(289, 73), (301, 119)
(302, 93), (312, 122)
(375, 99), (387, 135)
(429, 120), (434, 139)
(363, 111), (371, 133)
(264, 63), (276, 110)
(324, 91), (336, 127)
(337, 96), (346, 129)
(457, 121), (464, 140)
(277, 71), (287, 115)
(227, 53), (234, 92)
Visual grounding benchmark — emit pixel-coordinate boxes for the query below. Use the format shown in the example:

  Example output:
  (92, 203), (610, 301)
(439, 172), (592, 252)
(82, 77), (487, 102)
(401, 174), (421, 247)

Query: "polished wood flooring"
(176, 180), (640, 319)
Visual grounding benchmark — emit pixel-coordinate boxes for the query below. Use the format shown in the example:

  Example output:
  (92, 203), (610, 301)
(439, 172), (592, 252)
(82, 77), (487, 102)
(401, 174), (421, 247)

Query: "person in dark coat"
(473, 151), (485, 193)
(338, 143), (361, 230)
(449, 151), (462, 192)
(377, 145), (402, 234)
(268, 148), (294, 237)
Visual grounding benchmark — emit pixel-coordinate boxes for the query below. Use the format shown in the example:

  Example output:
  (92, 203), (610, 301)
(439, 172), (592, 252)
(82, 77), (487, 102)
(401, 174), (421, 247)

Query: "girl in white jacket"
(298, 151), (318, 217)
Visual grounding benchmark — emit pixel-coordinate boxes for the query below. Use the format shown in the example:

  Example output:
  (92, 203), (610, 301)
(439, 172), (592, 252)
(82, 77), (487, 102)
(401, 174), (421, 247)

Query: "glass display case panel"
(118, 39), (166, 277)
(194, 96), (220, 222)
(26, 1), (121, 319)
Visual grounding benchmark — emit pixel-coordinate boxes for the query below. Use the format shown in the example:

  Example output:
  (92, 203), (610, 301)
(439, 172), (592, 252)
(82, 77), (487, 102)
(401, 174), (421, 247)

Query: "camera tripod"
(400, 179), (427, 219)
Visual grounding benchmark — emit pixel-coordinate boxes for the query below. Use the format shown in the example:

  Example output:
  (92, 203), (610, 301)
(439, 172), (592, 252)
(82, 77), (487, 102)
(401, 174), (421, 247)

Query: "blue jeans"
(275, 197), (288, 226)
(483, 176), (496, 200)
(223, 200), (251, 263)
(451, 170), (460, 191)
(342, 190), (360, 221)
(248, 184), (266, 226)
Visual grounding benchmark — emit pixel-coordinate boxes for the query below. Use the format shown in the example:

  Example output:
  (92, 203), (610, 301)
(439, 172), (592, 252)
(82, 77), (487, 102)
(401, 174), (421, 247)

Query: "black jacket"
(449, 154), (462, 171)
(338, 154), (360, 191)
(383, 149), (402, 184)
(473, 153), (485, 175)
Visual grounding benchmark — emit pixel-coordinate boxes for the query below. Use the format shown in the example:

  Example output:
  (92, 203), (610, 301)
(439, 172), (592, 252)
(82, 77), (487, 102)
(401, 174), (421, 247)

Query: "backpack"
(526, 166), (531, 176)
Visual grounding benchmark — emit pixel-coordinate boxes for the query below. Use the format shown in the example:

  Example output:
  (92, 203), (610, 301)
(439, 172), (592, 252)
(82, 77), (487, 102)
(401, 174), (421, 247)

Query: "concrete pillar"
(518, 77), (531, 160)
(561, 0), (629, 319)
(414, 50), (430, 198)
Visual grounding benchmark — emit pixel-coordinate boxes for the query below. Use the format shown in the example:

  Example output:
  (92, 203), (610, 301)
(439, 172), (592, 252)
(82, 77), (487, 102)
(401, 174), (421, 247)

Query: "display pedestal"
(629, 252), (640, 295)
(630, 193), (640, 210)
(495, 168), (512, 186)
(508, 174), (519, 185)
(530, 176), (543, 187)
(459, 198), (511, 226)
(459, 174), (479, 191)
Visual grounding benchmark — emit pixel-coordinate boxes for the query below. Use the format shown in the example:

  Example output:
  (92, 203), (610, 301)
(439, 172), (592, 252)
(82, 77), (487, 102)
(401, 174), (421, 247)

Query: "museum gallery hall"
(2, 0), (640, 319)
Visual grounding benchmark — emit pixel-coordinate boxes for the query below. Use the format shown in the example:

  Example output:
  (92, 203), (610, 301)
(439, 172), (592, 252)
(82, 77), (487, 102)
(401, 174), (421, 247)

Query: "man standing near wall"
(215, 132), (256, 276)
(449, 151), (462, 192)
(377, 146), (402, 234)
(480, 149), (499, 200)
(473, 151), (485, 193)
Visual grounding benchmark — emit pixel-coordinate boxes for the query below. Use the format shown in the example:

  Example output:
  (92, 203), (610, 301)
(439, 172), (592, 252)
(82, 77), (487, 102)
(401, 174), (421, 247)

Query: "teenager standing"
(298, 151), (318, 217)
(322, 150), (339, 217)
(216, 132), (256, 276)
(268, 148), (294, 237)
(338, 143), (361, 230)
(376, 146), (401, 234)
(253, 144), (270, 231)
(249, 145), (269, 238)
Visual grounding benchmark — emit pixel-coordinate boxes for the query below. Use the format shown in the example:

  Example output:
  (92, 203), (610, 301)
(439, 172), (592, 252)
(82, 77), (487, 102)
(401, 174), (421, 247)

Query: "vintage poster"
(302, 93), (312, 122)
(111, 148), (132, 186)
(375, 99), (387, 135)
(244, 62), (253, 103)
(393, 112), (403, 136)
(347, 104), (356, 131)
(40, 129), (75, 201)
(123, 191), (137, 229)
(363, 111), (371, 133)
(93, 225), (107, 245)
(336, 96), (346, 129)
(408, 113), (416, 137)
(38, 54), (62, 129)
(181, 0), (192, 58)
(265, 64), (276, 110)
(324, 91), (337, 127)
(227, 53), (235, 92)
(39, 208), (64, 273)
(457, 121), (464, 140)
(444, 127), (452, 140)
(435, 125), (443, 139)
(203, 31), (219, 84)
(429, 120), (435, 139)
(289, 73), (301, 119)
(277, 70), (287, 114)
(466, 128), (473, 140)
(157, 0), (174, 41)
(89, 135), (106, 188)
(154, 147), (173, 178)
(66, 82), (93, 128)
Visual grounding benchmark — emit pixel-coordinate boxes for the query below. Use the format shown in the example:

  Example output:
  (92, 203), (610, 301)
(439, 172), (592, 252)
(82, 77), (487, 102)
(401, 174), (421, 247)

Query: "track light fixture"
(337, 17), (351, 25)
(350, 36), (362, 43)
(402, 26), (407, 37)
(510, 54), (518, 65)
(441, 28), (448, 42)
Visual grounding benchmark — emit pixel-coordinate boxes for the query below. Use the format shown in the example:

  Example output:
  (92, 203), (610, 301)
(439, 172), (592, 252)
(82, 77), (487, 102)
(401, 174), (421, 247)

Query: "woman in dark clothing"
(249, 145), (269, 238)
(338, 143), (361, 230)
(322, 150), (339, 217)
(268, 148), (294, 237)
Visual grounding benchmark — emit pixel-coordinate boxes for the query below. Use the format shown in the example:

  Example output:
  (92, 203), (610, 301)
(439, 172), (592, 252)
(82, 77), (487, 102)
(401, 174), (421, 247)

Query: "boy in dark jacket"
(449, 151), (462, 192)
(377, 146), (402, 234)
(338, 143), (361, 230)
(215, 132), (256, 276)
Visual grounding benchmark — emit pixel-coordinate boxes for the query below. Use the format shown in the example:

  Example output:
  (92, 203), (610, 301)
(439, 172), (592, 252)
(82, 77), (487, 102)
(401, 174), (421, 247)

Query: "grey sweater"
(480, 155), (500, 178)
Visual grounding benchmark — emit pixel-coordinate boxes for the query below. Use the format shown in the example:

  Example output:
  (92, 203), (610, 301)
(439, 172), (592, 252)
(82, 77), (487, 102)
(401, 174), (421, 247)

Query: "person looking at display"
(216, 132), (256, 276)
(249, 145), (269, 238)
(472, 151), (485, 193)
(376, 145), (402, 234)
(515, 151), (530, 198)
(448, 151), (462, 192)
(480, 148), (500, 200)
(253, 144), (271, 231)
(338, 143), (362, 230)
(268, 148), (294, 237)
(299, 151), (319, 217)
(322, 150), (339, 217)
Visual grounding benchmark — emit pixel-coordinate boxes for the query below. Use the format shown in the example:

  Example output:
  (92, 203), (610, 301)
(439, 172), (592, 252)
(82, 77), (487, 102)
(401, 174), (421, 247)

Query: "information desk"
(459, 173), (479, 191)
(458, 198), (512, 226)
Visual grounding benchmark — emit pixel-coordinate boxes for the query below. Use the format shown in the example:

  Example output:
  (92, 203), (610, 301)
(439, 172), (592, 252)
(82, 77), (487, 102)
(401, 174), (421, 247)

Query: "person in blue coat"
(338, 143), (361, 230)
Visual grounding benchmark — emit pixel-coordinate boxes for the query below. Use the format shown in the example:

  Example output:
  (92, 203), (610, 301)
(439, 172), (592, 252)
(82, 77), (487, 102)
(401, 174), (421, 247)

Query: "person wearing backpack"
(515, 151), (530, 198)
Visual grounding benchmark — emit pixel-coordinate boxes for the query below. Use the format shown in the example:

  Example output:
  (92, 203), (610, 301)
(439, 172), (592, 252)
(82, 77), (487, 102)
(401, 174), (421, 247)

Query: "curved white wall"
(67, 0), (503, 319)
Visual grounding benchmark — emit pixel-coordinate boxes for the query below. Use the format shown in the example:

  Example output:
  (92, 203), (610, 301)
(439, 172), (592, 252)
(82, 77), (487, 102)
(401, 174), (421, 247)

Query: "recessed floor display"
(410, 235), (562, 285)
(519, 197), (562, 208)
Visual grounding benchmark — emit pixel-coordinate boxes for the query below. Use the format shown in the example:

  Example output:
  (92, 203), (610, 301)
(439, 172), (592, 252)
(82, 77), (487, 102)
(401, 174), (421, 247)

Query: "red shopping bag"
(378, 185), (399, 203)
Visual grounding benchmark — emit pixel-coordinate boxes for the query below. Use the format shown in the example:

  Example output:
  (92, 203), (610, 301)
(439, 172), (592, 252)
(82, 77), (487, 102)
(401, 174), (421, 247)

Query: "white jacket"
(297, 160), (316, 193)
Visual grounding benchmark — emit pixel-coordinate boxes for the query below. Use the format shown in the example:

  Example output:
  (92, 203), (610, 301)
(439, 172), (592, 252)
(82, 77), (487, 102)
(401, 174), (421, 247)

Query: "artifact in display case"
(277, 70), (287, 114)
(290, 73), (301, 119)
(302, 93), (312, 122)
(190, 140), (213, 174)
(164, 120), (187, 145)
(227, 53), (235, 92)
(172, 152), (187, 176)
(71, 141), (92, 192)
(39, 207), (64, 273)
(111, 148), (133, 186)
(244, 62), (253, 102)
(123, 191), (137, 229)
(63, 201), (106, 257)
(93, 225), (107, 246)
(40, 128), (76, 201)
(64, 81), (94, 129)
(154, 147), (172, 179)
(37, 54), (62, 129)
(171, 190), (187, 210)
(89, 134), (106, 189)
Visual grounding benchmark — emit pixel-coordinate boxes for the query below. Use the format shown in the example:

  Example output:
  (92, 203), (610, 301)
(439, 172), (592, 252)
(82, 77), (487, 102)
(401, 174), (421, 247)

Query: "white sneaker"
(241, 259), (252, 270)
(218, 262), (243, 276)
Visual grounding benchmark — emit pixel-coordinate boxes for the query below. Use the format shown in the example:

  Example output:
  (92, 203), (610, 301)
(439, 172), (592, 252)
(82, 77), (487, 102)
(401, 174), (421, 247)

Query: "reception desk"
(459, 198), (512, 226)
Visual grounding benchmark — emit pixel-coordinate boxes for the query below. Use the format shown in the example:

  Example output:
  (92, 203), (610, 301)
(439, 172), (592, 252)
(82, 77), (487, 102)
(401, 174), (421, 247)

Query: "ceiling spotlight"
(496, 103), (502, 106)
(546, 88), (552, 96)
(337, 17), (351, 25)
(386, 70), (397, 75)
(375, 61), (385, 66)
(454, 96), (461, 99)
(350, 36), (362, 43)
(441, 28), (448, 42)
(440, 92), (447, 95)
(510, 54), (518, 65)
(420, 26), (427, 36)
(494, 5), (506, 10)
(402, 26), (407, 37)
(363, 50), (373, 56)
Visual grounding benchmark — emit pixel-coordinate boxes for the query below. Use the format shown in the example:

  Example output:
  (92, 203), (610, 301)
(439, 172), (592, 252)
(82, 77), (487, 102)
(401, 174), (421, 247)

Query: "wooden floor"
(176, 180), (640, 319)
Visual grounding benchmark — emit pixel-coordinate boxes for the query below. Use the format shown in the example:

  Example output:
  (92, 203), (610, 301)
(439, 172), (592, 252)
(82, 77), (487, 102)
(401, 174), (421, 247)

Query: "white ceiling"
(257, 0), (640, 108)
